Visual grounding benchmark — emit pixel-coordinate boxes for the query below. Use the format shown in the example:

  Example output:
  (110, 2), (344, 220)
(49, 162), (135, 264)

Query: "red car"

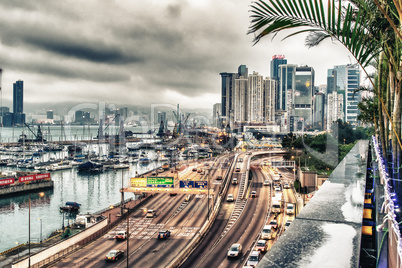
(255, 240), (268, 252)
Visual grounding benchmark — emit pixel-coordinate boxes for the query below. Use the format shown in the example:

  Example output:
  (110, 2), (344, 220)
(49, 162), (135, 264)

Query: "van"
(260, 225), (272, 240)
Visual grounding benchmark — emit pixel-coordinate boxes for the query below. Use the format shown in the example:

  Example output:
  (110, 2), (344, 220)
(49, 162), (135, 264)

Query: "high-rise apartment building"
(13, 80), (25, 126)
(233, 76), (248, 122)
(327, 91), (344, 130)
(327, 69), (337, 94)
(263, 77), (276, 123)
(213, 103), (221, 128)
(247, 72), (264, 122)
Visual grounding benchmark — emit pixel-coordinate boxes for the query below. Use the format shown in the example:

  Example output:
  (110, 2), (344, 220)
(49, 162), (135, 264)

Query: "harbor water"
(0, 125), (162, 253)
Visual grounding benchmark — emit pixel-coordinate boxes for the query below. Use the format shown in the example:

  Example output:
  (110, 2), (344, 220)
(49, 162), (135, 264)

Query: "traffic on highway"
(50, 150), (300, 267)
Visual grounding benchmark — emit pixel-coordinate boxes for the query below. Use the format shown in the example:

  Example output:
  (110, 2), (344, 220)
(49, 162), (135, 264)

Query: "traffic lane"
(166, 195), (206, 227)
(150, 194), (186, 223)
(52, 194), (171, 267)
(208, 168), (270, 268)
(180, 196), (235, 268)
(54, 193), (184, 267)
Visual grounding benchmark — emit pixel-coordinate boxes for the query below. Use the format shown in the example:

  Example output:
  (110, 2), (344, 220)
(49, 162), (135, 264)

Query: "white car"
(246, 251), (260, 267)
(263, 180), (270, 186)
(275, 186), (281, 192)
(286, 203), (295, 215)
(227, 194), (234, 202)
(284, 182), (290, 189)
(227, 243), (242, 258)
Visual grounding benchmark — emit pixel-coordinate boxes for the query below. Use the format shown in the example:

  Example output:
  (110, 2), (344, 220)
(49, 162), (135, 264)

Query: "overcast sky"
(0, 0), (352, 111)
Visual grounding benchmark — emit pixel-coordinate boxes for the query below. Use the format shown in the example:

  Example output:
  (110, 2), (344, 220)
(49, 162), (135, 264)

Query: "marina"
(0, 125), (183, 253)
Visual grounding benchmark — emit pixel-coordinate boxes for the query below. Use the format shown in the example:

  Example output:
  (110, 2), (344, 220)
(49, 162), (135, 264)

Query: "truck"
(272, 195), (283, 213)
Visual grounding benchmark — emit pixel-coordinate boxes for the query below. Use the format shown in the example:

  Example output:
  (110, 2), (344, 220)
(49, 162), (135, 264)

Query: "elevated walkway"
(258, 140), (369, 267)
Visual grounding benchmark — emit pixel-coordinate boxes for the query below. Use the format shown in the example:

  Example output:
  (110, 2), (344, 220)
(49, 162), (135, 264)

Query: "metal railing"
(372, 136), (402, 267)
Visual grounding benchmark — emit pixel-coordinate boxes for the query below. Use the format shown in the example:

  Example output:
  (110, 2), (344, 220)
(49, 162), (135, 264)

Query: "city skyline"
(0, 1), (353, 110)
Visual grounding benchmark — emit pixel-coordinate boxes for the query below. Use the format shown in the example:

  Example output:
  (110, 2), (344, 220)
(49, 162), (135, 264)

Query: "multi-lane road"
(51, 151), (299, 267)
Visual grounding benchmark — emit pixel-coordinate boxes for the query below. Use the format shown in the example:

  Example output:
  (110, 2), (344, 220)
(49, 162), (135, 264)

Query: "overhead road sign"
(180, 181), (194, 188)
(147, 177), (174, 188)
(194, 181), (208, 188)
(131, 177), (147, 187)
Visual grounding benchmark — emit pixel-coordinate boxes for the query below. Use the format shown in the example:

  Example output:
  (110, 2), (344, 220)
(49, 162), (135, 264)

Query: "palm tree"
(248, 0), (402, 171)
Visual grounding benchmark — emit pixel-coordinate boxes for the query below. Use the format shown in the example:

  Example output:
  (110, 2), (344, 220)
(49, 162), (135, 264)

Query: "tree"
(248, 0), (402, 178)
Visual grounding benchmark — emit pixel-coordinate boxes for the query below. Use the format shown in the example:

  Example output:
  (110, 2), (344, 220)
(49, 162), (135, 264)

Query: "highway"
(49, 151), (299, 268)
(52, 156), (230, 268)
(180, 155), (272, 268)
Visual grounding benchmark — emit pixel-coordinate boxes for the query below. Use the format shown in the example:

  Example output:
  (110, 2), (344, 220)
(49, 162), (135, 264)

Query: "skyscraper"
(270, 55), (287, 80)
(293, 66), (315, 126)
(278, 64), (297, 111)
(213, 103), (222, 128)
(220, 72), (236, 118)
(247, 72), (264, 122)
(13, 80), (25, 126)
(334, 64), (360, 125)
(327, 69), (337, 94)
(233, 76), (248, 122)
(271, 55), (287, 110)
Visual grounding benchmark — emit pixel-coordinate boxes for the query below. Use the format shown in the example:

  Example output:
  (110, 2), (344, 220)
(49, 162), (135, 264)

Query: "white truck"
(271, 195), (283, 213)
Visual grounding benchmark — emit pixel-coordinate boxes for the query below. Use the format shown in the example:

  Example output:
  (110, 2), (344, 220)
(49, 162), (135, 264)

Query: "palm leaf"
(248, 0), (383, 68)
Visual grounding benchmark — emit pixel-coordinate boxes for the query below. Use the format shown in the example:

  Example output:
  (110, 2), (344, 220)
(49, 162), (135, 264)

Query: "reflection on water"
(0, 149), (160, 252)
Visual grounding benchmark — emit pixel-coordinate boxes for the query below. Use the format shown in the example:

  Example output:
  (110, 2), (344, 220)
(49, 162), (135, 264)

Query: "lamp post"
(29, 192), (45, 267)
(38, 218), (42, 243)
(15, 241), (20, 260)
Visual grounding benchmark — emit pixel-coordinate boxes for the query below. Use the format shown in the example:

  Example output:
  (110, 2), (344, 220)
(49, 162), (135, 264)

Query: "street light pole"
(38, 218), (42, 243)
(126, 206), (129, 268)
(28, 194), (31, 268)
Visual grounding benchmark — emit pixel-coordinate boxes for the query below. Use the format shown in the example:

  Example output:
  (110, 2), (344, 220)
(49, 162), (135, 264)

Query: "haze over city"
(0, 0), (353, 111)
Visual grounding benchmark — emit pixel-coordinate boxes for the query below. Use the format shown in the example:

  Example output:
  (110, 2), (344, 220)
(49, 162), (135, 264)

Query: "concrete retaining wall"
(0, 181), (54, 196)
(12, 219), (107, 268)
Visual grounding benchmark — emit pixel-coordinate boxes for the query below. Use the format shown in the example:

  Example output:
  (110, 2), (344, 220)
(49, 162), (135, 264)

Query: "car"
(255, 239), (268, 252)
(169, 192), (178, 196)
(284, 220), (292, 230)
(263, 180), (270, 186)
(269, 219), (278, 229)
(283, 183), (290, 189)
(151, 170), (157, 175)
(246, 250), (260, 267)
(251, 191), (257, 198)
(246, 152), (252, 155)
(204, 163), (209, 166)
(261, 225), (272, 240)
(192, 167), (197, 172)
(286, 203), (295, 215)
(227, 194), (234, 202)
(146, 209), (156, 218)
(232, 178), (238, 185)
(105, 250), (124, 262)
(235, 167), (241, 172)
(197, 169), (202, 173)
(114, 231), (127, 240)
(227, 243), (242, 258)
(158, 230), (171, 239)
(216, 175), (222, 180)
(275, 186), (281, 192)
(238, 158), (243, 162)
(185, 195), (191, 202)
(157, 167), (164, 173)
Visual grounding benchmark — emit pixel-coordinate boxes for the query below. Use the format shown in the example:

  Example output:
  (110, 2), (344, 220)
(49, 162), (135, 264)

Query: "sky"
(0, 0), (353, 111)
